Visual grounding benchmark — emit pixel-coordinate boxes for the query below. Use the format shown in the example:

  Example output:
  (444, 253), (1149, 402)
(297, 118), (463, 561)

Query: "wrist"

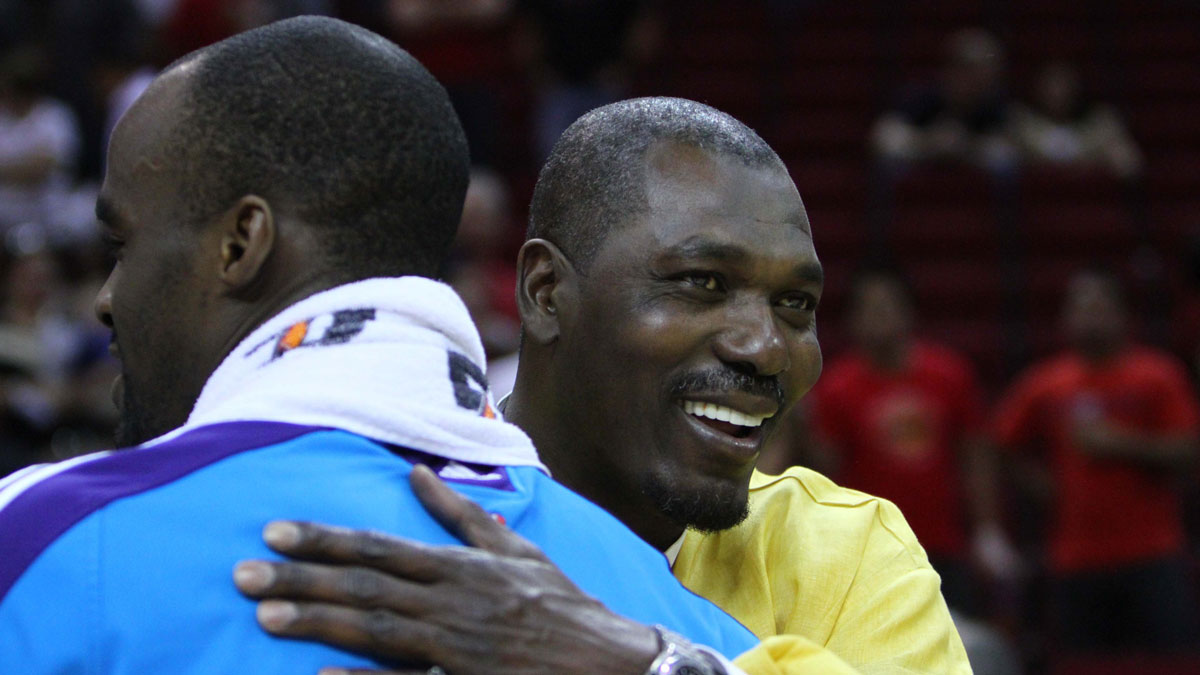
(644, 625), (727, 675)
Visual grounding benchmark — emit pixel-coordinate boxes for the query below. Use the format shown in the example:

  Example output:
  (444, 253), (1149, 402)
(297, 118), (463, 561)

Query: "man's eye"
(683, 273), (721, 292)
(779, 295), (816, 312)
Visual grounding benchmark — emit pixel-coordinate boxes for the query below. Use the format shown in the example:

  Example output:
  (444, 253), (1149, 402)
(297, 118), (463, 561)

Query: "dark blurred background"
(1, 1), (1199, 673)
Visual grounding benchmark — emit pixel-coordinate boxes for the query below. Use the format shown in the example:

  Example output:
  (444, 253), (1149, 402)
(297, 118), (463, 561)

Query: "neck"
(506, 375), (683, 552)
(216, 272), (342, 371)
(1079, 338), (1123, 365)
(866, 338), (910, 372)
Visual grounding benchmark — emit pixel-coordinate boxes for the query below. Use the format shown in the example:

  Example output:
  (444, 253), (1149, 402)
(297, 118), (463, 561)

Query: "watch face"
(675, 666), (706, 675)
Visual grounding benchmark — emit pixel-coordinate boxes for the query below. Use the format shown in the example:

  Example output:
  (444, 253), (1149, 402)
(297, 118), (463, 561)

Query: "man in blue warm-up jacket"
(0, 16), (756, 674)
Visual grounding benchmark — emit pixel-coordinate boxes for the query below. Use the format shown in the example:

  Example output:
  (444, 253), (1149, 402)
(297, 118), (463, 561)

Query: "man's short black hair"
(165, 16), (469, 279)
(528, 97), (784, 270)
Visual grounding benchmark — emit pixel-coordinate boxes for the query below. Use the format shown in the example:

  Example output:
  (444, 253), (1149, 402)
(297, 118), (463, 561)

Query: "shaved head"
(528, 97), (787, 270)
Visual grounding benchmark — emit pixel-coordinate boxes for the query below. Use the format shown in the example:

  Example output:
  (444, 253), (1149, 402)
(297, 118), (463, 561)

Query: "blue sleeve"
(0, 518), (101, 674)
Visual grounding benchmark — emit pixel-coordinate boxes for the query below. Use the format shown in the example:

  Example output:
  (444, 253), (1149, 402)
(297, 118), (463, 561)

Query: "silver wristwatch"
(645, 625), (726, 675)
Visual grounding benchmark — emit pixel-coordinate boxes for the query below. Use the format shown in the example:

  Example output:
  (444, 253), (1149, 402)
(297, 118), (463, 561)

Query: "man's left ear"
(218, 195), (275, 290)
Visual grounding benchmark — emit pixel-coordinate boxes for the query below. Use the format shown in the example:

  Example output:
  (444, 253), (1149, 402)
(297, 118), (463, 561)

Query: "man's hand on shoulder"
(232, 465), (661, 675)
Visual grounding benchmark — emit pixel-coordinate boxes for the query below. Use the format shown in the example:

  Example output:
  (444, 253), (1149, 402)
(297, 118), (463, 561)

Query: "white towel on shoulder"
(177, 276), (545, 472)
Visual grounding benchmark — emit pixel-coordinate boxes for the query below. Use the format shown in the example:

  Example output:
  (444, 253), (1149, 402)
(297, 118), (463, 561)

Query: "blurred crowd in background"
(2, 0), (1199, 673)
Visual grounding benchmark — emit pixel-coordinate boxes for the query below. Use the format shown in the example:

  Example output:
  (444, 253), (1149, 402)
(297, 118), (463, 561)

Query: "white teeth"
(681, 400), (767, 428)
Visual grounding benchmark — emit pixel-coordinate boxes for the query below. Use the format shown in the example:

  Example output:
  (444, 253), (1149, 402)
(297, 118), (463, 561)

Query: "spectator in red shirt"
(811, 268), (1015, 617)
(992, 269), (1200, 652)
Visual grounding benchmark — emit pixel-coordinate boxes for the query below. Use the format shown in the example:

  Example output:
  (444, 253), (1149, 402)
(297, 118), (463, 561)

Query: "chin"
(641, 469), (752, 534)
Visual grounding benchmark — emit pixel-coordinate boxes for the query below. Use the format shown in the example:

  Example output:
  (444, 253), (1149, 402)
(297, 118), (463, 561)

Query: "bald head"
(146, 16), (469, 279)
(528, 97), (786, 270)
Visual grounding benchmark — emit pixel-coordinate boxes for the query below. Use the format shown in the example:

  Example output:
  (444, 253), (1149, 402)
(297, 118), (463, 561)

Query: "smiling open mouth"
(680, 400), (768, 439)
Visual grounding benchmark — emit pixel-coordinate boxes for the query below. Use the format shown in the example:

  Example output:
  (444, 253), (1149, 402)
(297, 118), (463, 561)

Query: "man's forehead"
(641, 141), (806, 231)
(617, 149), (818, 276)
(108, 69), (190, 176)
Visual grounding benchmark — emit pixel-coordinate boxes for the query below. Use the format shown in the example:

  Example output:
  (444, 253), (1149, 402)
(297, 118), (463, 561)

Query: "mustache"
(668, 367), (785, 408)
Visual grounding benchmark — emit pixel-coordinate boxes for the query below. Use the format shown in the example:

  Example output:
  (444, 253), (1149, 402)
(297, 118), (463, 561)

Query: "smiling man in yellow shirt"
(232, 97), (970, 675)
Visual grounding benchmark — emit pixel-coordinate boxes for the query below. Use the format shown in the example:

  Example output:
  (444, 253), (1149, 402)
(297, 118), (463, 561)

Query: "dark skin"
(509, 142), (821, 549)
(112, 53), (646, 674)
(108, 48), (658, 675)
(95, 66), (335, 447)
(236, 143), (825, 671)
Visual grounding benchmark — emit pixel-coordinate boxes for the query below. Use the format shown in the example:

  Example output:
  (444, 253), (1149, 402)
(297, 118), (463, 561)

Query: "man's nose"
(94, 274), (114, 328)
(711, 300), (790, 377)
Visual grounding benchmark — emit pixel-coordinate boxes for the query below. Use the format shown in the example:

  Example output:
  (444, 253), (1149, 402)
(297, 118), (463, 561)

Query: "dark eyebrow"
(658, 236), (825, 286)
(795, 261), (824, 286)
(657, 238), (750, 265)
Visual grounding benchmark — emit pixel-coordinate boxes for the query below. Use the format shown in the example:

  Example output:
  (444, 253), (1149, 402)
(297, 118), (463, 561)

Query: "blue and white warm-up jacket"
(0, 421), (757, 672)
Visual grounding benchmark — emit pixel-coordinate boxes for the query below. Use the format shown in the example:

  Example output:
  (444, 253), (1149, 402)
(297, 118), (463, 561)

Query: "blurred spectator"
(132, 0), (184, 29)
(992, 269), (1200, 653)
(0, 230), (117, 477)
(808, 268), (1019, 616)
(515, 0), (660, 162)
(91, 45), (155, 153)
(445, 167), (521, 368)
(0, 46), (80, 234)
(0, 231), (73, 472)
(872, 28), (1016, 173)
(1012, 63), (1143, 179)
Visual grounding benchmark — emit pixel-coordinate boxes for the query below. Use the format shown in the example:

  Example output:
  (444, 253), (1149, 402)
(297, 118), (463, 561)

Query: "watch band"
(645, 625), (726, 675)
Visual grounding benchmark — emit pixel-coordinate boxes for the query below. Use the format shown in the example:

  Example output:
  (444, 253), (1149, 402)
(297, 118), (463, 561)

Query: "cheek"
(789, 334), (824, 397)
(605, 303), (710, 386)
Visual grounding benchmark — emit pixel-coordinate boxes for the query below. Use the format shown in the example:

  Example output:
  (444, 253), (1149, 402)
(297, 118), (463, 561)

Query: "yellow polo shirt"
(674, 468), (972, 674)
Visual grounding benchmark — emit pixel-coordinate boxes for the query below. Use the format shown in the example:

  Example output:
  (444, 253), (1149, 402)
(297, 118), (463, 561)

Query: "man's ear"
(217, 195), (275, 291)
(516, 238), (577, 345)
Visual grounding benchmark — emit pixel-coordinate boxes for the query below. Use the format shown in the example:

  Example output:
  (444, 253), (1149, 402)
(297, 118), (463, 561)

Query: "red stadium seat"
(784, 26), (885, 65)
(1019, 166), (1128, 208)
(1145, 153), (1200, 200)
(1123, 61), (1200, 101)
(908, 260), (1006, 317)
(1022, 203), (1140, 260)
(1007, 24), (1094, 64)
(1128, 101), (1200, 151)
(902, 0), (987, 24)
(806, 206), (870, 262)
(788, 161), (867, 210)
(779, 66), (878, 107)
(889, 166), (997, 207)
(1113, 21), (1200, 59)
(774, 109), (874, 159)
(1007, 0), (1093, 20)
(888, 205), (1002, 261)
(1051, 654), (1200, 675)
